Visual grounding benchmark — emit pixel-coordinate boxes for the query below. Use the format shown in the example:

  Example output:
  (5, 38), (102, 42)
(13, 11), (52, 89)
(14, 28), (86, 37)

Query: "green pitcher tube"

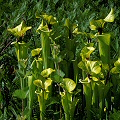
(97, 34), (111, 65)
(41, 32), (51, 69)
(12, 41), (28, 61)
(83, 83), (92, 120)
(27, 75), (35, 120)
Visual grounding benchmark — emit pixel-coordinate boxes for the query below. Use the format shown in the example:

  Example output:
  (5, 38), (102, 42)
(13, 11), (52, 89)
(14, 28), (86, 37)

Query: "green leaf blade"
(13, 88), (29, 99)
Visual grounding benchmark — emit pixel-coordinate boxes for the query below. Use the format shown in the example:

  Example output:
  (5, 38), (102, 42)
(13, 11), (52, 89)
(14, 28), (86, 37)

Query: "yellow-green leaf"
(114, 58), (120, 68)
(80, 77), (90, 83)
(87, 61), (101, 74)
(8, 21), (32, 37)
(91, 63), (101, 74)
(63, 78), (76, 93)
(41, 68), (55, 78)
(111, 58), (120, 74)
(44, 78), (52, 90)
(41, 14), (57, 24)
(80, 46), (95, 60)
(36, 21), (50, 33)
(90, 19), (105, 30)
(33, 79), (42, 87)
(36, 14), (57, 24)
(31, 48), (42, 57)
(92, 77), (99, 81)
(104, 8), (115, 22)
(111, 67), (120, 74)
(78, 61), (86, 71)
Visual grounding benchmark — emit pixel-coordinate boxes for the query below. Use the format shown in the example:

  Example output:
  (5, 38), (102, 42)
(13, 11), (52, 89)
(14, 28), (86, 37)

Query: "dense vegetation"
(0, 0), (120, 120)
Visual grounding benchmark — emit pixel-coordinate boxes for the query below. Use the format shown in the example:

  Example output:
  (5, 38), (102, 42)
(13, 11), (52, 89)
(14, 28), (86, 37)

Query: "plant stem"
(84, 83), (92, 120)
(65, 92), (70, 120)
(82, 71), (92, 120)
(22, 99), (24, 117)
(72, 59), (78, 84)
(58, 64), (62, 119)
(28, 76), (35, 120)
(41, 32), (50, 69)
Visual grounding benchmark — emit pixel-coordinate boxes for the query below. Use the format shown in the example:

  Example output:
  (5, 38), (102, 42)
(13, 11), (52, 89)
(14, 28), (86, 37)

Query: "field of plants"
(0, 0), (120, 120)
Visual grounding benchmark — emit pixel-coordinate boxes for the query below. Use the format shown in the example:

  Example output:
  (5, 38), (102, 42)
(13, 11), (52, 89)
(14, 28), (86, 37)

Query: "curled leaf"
(44, 78), (52, 90)
(36, 20), (50, 33)
(78, 61), (86, 71)
(80, 46), (95, 60)
(33, 79), (42, 87)
(8, 21), (32, 37)
(36, 14), (57, 25)
(111, 58), (120, 74)
(104, 8), (115, 22)
(31, 48), (42, 57)
(114, 58), (120, 68)
(63, 78), (76, 93)
(88, 61), (101, 74)
(41, 68), (55, 78)
(90, 19), (105, 30)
